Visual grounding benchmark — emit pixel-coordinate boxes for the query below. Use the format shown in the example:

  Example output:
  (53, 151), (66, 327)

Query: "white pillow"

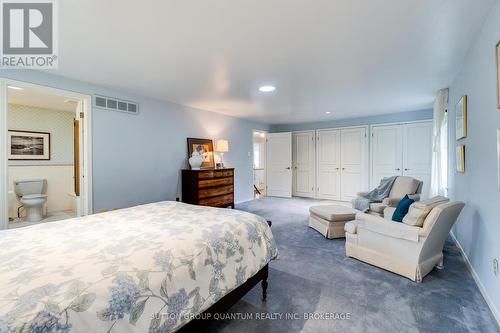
(403, 196), (450, 227)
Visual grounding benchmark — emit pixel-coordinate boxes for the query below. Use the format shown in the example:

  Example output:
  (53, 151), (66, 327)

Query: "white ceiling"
(53, 0), (493, 124)
(8, 86), (77, 112)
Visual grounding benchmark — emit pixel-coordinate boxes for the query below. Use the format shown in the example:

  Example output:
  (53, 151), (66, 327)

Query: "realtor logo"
(1, 0), (58, 68)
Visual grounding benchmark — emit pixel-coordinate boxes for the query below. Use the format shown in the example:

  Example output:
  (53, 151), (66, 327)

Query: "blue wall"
(0, 71), (269, 211)
(270, 109), (433, 132)
(448, 1), (500, 321)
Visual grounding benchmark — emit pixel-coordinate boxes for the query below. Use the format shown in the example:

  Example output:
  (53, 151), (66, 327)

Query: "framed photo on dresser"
(187, 138), (215, 169)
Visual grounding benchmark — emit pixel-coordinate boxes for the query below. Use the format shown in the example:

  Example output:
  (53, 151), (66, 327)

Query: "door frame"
(252, 129), (268, 199)
(369, 119), (432, 189)
(0, 78), (93, 229)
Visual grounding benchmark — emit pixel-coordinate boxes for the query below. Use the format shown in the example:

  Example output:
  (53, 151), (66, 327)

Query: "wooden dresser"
(181, 168), (234, 208)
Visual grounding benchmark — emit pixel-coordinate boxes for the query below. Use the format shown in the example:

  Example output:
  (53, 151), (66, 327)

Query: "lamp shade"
(215, 139), (229, 153)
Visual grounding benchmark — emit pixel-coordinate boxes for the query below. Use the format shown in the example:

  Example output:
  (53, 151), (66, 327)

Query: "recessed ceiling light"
(258, 85), (276, 93)
(8, 86), (23, 90)
(325, 111), (331, 114)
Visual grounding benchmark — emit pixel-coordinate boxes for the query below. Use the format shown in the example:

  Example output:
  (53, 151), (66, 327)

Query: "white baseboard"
(235, 197), (255, 205)
(450, 231), (500, 327)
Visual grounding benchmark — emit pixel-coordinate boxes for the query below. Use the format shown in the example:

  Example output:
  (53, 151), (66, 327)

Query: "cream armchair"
(357, 176), (423, 216)
(344, 200), (465, 282)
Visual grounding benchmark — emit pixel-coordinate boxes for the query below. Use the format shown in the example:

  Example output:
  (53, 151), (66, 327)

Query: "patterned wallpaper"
(8, 104), (75, 166)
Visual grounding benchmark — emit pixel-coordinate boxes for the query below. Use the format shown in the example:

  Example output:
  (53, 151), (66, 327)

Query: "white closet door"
(403, 122), (433, 199)
(266, 132), (292, 197)
(292, 131), (315, 197)
(316, 129), (341, 200)
(340, 127), (368, 201)
(371, 124), (403, 188)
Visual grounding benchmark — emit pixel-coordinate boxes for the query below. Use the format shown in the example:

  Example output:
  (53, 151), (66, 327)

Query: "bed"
(0, 201), (278, 332)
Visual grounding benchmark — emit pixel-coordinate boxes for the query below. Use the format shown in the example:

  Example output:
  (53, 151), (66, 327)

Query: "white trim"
(0, 79), (93, 228)
(315, 124), (369, 133)
(252, 129), (268, 199)
(450, 231), (500, 327)
(0, 81), (8, 229)
(235, 198), (254, 205)
(369, 119), (432, 128)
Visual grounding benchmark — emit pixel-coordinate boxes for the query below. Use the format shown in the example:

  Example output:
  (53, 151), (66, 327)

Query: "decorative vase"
(189, 151), (203, 170)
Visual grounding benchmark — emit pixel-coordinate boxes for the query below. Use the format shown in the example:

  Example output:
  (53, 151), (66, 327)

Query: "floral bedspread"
(0, 201), (278, 333)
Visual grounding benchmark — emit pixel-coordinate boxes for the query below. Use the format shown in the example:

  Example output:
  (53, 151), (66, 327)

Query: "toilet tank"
(14, 180), (46, 196)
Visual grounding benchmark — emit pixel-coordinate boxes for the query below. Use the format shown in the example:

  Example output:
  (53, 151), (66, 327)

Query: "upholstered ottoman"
(309, 205), (357, 239)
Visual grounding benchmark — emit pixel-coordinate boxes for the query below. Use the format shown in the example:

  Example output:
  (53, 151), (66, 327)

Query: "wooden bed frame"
(178, 221), (272, 332)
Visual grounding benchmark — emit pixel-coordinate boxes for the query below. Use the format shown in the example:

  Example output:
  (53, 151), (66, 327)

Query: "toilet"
(14, 180), (48, 222)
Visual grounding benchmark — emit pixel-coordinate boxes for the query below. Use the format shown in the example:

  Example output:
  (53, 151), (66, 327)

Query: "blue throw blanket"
(352, 176), (398, 212)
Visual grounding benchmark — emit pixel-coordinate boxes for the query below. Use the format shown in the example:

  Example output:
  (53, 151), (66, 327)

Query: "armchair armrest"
(408, 194), (420, 202)
(382, 197), (403, 207)
(356, 191), (369, 197)
(382, 193), (422, 207)
(356, 214), (421, 242)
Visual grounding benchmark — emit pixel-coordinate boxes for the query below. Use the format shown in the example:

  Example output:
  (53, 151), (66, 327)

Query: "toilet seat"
(22, 194), (48, 200)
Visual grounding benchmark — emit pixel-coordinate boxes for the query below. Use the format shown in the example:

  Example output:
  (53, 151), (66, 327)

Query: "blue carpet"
(205, 197), (499, 332)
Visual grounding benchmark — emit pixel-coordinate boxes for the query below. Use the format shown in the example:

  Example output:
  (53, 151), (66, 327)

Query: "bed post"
(261, 265), (269, 301)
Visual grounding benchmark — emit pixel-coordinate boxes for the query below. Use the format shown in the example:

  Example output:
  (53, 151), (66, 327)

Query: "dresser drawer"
(198, 185), (234, 199)
(198, 177), (233, 188)
(199, 194), (233, 207)
(198, 169), (234, 179)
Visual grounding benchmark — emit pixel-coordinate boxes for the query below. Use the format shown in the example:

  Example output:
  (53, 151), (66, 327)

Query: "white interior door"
(340, 127), (368, 201)
(292, 131), (315, 198)
(403, 122), (433, 199)
(371, 124), (403, 188)
(266, 132), (292, 197)
(316, 129), (341, 200)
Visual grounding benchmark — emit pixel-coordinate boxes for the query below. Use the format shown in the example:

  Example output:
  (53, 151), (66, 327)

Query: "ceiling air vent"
(94, 95), (139, 115)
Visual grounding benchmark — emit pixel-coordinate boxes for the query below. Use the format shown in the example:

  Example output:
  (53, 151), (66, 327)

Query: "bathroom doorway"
(252, 130), (267, 199)
(0, 80), (92, 229)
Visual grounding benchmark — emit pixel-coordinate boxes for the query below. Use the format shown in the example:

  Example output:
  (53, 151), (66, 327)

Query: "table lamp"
(215, 139), (229, 168)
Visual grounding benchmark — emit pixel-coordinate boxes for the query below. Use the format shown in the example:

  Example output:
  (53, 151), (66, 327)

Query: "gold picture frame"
(455, 95), (467, 140)
(456, 145), (465, 173)
(496, 41), (500, 108)
(497, 129), (500, 190)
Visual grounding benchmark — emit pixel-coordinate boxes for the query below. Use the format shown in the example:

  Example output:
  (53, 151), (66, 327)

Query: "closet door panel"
(403, 122), (433, 199)
(316, 129), (341, 200)
(341, 127), (368, 201)
(371, 125), (403, 188)
(292, 131), (315, 197)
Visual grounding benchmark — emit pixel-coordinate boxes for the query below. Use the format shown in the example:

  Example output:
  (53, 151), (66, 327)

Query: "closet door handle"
(395, 168), (401, 171)
(286, 167), (291, 170)
(404, 168), (409, 171)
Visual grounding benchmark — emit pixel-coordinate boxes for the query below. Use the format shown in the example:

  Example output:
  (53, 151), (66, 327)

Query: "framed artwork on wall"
(8, 130), (51, 160)
(496, 41), (500, 108)
(187, 138), (215, 169)
(497, 129), (500, 190)
(455, 95), (467, 140)
(456, 145), (465, 173)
